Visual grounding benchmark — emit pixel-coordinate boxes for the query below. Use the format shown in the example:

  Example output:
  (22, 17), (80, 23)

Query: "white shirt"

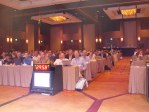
(89, 54), (96, 60)
(81, 56), (90, 63)
(71, 57), (87, 70)
(54, 58), (68, 65)
(33, 55), (40, 62)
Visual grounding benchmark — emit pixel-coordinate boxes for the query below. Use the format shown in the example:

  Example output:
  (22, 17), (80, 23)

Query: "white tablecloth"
(129, 65), (147, 94)
(0, 65), (33, 87)
(84, 63), (92, 81)
(90, 60), (98, 77)
(62, 66), (79, 90)
(96, 59), (105, 72)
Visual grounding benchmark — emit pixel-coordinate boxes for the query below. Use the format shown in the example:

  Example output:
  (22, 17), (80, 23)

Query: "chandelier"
(120, 9), (137, 16)
(49, 16), (67, 22)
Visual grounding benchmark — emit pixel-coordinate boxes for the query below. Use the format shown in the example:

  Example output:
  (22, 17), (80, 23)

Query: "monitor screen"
(34, 72), (51, 87)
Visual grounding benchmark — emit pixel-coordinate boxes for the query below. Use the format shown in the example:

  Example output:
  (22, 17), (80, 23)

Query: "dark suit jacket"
(65, 54), (75, 60)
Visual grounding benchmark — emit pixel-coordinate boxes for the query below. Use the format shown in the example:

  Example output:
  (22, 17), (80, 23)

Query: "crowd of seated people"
(132, 49), (149, 61)
(0, 49), (120, 66)
(131, 49), (149, 66)
(0, 49), (121, 78)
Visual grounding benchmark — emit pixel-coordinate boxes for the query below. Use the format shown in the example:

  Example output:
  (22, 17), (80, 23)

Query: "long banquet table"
(0, 65), (80, 90)
(90, 60), (98, 77)
(0, 65), (33, 87)
(129, 65), (147, 94)
(62, 66), (79, 90)
(0, 56), (116, 90)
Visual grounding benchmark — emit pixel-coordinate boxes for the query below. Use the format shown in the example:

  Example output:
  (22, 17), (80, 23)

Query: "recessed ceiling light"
(120, 9), (137, 16)
(49, 16), (67, 22)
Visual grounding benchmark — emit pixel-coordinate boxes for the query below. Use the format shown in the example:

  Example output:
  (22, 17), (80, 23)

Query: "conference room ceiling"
(104, 4), (149, 20)
(0, 0), (87, 10)
(31, 12), (82, 25)
(1, 0), (149, 25)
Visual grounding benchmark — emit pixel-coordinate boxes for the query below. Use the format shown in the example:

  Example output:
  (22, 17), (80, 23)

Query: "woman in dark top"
(3, 54), (13, 65)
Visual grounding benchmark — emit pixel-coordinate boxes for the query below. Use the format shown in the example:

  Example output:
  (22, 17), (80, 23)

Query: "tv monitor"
(30, 65), (63, 95)
(30, 71), (53, 94)
(34, 72), (51, 88)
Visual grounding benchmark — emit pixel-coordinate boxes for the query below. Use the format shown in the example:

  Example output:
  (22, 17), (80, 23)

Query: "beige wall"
(62, 25), (81, 41)
(123, 20), (137, 48)
(26, 23), (34, 51)
(50, 26), (62, 51)
(102, 31), (122, 39)
(83, 24), (95, 51)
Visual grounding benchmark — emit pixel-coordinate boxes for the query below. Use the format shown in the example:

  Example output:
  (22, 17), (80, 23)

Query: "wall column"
(83, 24), (96, 51)
(26, 23), (35, 51)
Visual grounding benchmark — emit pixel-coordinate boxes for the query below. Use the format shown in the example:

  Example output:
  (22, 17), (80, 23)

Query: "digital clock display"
(33, 64), (50, 71)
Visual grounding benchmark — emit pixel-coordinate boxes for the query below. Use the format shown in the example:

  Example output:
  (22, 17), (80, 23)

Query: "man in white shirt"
(32, 51), (40, 63)
(71, 50), (87, 77)
(81, 50), (90, 63)
(54, 53), (67, 65)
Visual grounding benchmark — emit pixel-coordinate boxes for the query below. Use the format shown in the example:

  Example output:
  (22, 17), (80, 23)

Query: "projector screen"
(34, 72), (51, 87)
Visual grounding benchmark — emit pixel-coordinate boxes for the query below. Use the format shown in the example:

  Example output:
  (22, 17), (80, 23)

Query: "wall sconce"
(71, 40), (73, 43)
(6, 38), (10, 43)
(10, 38), (13, 43)
(138, 37), (141, 41)
(61, 40), (63, 44)
(6, 37), (13, 43)
(99, 38), (102, 43)
(26, 39), (28, 44)
(120, 38), (124, 42)
(38, 40), (41, 44)
(110, 38), (113, 41)
(79, 39), (81, 43)
(15, 38), (18, 42)
(96, 38), (98, 43)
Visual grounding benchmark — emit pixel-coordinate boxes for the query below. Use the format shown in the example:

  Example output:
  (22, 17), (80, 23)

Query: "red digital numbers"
(34, 65), (49, 71)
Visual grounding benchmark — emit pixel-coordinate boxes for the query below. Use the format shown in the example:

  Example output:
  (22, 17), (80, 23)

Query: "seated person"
(32, 51), (40, 63)
(89, 51), (96, 60)
(0, 52), (6, 60)
(81, 50), (90, 63)
(65, 49), (75, 60)
(23, 52), (32, 65)
(13, 52), (23, 65)
(54, 53), (68, 65)
(47, 50), (56, 63)
(71, 50), (87, 77)
(36, 52), (51, 64)
(3, 54), (13, 65)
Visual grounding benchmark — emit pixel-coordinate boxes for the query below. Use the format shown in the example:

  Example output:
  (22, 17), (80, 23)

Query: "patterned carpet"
(0, 57), (149, 112)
